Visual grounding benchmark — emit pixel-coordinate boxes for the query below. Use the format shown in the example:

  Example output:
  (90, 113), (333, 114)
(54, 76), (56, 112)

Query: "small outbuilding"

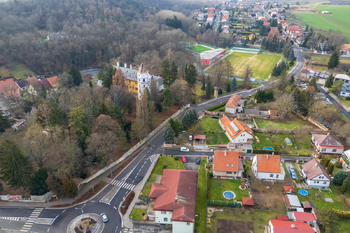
(242, 197), (254, 209)
(285, 194), (302, 210)
(284, 186), (294, 194)
(194, 135), (206, 143)
(285, 137), (292, 146)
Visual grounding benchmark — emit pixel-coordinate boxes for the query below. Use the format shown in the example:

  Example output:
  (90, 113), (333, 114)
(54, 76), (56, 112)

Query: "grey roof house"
(16, 80), (30, 91)
(301, 159), (331, 189)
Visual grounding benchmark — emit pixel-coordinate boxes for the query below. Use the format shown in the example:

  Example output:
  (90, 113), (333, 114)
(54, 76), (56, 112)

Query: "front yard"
(147, 155), (185, 182)
(208, 178), (249, 202)
(130, 208), (147, 220)
(208, 208), (286, 233)
(188, 117), (230, 145)
(195, 157), (207, 233)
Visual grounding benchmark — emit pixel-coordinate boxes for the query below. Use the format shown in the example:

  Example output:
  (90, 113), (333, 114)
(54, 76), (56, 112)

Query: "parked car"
(100, 213), (108, 223)
(180, 147), (189, 152)
(208, 156), (213, 162)
(239, 154), (244, 158)
(289, 165), (294, 172)
(326, 98), (330, 102)
(196, 158), (201, 165)
(290, 171), (297, 180)
(189, 135), (193, 141)
(181, 156), (187, 163)
(211, 116), (219, 119)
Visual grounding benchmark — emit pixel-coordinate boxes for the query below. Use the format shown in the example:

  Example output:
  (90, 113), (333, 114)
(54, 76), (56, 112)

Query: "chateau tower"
(137, 63), (150, 100)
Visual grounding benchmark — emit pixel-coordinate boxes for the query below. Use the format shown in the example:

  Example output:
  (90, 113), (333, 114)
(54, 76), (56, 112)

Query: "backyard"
(253, 132), (313, 155)
(147, 155), (185, 182)
(188, 117), (230, 145)
(188, 45), (213, 53)
(254, 116), (314, 129)
(208, 208), (286, 233)
(195, 157), (207, 233)
(221, 52), (281, 80)
(208, 178), (249, 202)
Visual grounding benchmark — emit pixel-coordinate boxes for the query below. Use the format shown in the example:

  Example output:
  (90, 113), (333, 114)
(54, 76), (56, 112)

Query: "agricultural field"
(294, 5), (350, 42)
(0, 61), (36, 80)
(222, 52), (281, 80)
(188, 45), (213, 53)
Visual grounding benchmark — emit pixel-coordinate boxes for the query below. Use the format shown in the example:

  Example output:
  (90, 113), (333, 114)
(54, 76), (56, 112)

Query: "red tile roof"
(149, 169), (197, 223)
(0, 78), (20, 98)
(269, 219), (314, 233)
(194, 135), (206, 140)
(242, 197), (254, 206)
(225, 94), (242, 108)
(208, 13), (214, 18)
(276, 215), (289, 220)
(312, 134), (343, 148)
(46, 76), (58, 87)
(255, 154), (281, 173)
(213, 151), (243, 172)
(219, 115), (253, 140)
(284, 186), (294, 193)
(293, 211), (316, 222)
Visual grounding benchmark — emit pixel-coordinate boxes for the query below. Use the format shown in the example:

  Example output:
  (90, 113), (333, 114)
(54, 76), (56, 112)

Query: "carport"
(194, 135), (206, 144)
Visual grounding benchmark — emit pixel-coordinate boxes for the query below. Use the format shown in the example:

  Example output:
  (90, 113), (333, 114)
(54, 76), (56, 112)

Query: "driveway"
(177, 155), (200, 170)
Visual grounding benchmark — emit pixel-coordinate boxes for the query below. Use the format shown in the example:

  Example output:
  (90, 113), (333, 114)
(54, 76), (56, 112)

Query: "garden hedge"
(334, 209), (350, 219)
(207, 102), (227, 111)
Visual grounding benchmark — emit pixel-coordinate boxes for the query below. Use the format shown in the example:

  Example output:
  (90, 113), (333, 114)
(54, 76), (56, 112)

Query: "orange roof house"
(46, 76), (59, 88)
(284, 186), (295, 194)
(213, 151), (243, 178)
(149, 169), (197, 230)
(0, 78), (20, 99)
(208, 13), (214, 18)
(219, 115), (253, 144)
(252, 154), (285, 180)
(225, 94), (244, 114)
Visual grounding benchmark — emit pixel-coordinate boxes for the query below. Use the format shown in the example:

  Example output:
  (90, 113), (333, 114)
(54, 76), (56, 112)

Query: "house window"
(332, 149), (337, 152)
(314, 181), (316, 183)
(164, 218), (168, 222)
(227, 172), (232, 174)
(317, 181), (319, 184)
(231, 164), (233, 167)
(161, 211), (166, 214)
(276, 174), (279, 178)
(270, 174), (273, 177)
(323, 181), (327, 184)
(186, 222), (190, 226)
(143, 79), (145, 82)
(227, 163), (229, 167)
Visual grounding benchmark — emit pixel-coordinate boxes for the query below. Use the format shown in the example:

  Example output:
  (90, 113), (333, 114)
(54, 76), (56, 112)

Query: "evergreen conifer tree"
(325, 73), (334, 88)
(163, 124), (175, 143)
(205, 77), (211, 99)
(231, 77), (237, 91)
(68, 64), (83, 86)
(328, 48), (340, 69)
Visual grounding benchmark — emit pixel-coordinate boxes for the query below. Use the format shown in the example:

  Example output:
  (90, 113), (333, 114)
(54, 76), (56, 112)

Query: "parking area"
(175, 155), (200, 170)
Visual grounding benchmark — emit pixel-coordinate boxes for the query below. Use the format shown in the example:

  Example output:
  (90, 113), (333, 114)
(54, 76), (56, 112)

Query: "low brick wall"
(0, 191), (53, 203)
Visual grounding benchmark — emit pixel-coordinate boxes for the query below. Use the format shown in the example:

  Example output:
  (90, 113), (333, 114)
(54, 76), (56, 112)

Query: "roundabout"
(67, 213), (105, 233)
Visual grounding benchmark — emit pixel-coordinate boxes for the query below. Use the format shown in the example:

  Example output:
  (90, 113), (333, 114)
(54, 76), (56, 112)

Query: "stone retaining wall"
(0, 191), (53, 203)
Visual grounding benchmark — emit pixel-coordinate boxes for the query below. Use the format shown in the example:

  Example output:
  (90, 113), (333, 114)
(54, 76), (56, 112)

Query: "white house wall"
(232, 133), (253, 144)
(172, 221), (194, 233)
(155, 211), (173, 224)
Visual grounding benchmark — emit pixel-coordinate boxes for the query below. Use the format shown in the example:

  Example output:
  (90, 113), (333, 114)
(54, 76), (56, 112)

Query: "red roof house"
(0, 78), (20, 99)
(213, 150), (243, 178)
(292, 211), (316, 223)
(269, 219), (314, 233)
(219, 115), (254, 143)
(284, 186), (295, 194)
(252, 154), (286, 180)
(149, 169), (197, 231)
(311, 134), (344, 154)
(225, 94), (244, 113)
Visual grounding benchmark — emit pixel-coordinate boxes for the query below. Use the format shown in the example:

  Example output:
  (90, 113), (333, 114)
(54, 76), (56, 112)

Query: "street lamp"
(75, 203), (86, 219)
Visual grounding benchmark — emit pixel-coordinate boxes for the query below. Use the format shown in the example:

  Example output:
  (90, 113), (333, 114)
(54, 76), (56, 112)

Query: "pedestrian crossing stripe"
(148, 154), (157, 162)
(110, 180), (135, 190)
(0, 217), (20, 221)
(20, 207), (43, 232)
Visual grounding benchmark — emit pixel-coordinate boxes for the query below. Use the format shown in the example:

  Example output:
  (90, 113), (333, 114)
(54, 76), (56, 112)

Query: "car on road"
(290, 171), (297, 180)
(100, 213), (108, 223)
(180, 147), (189, 152)
(196, 158), (201, 165)
(189, 135), (193, 141)
(289, 165), (294, 172)
(208, 156), (213, 162)
(326, 98), (330, 102)
(181, 156), (187, 163)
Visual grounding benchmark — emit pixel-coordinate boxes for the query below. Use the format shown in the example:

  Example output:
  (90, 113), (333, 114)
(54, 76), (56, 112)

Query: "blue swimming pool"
(263, 147), (274, 151)
(223, 191), (235, 199)
(299, 189), (308, 197)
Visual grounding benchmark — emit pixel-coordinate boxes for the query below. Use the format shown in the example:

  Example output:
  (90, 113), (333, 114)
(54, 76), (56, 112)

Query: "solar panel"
(230, 122), (239, 132)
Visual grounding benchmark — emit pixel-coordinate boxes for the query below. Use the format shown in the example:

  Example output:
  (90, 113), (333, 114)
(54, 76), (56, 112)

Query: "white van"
(180, 147), (189, 152)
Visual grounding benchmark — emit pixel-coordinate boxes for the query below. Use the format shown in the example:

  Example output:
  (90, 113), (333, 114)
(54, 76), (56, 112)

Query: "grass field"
(294, 5), (350, 42)
(188, 117), (230, 145)
(188, 45), (213, 53)
(0, 61), (36, 80)
(208, 178), (249, 202)
(148, 155), (185, 181)
(195, 157), (207, 233)
(254, 117), (311, 129)
(222, 52), (281, 80)
(130, 209), (147, 220)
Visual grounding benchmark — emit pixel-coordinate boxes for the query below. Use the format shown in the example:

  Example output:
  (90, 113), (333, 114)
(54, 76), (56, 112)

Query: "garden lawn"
(254, 117), (309, 129)
(219, 52), (281, 80)
(188, 117), (229, 145)
(130, 209), (147, 220)
(148, 155), (185, 181)
(295, 185), (346, 211)
(294, 5), (350, 43)
(253, 132), (312, 155)
(208, 178), (249, 202)
(141, 183), (152, 197)
(188, 45), (213, 53)
(339, 97), (350, 108)
(208, 209), (286, 233)
(0, 61), (36, 80)
(195, 157), (207, 233)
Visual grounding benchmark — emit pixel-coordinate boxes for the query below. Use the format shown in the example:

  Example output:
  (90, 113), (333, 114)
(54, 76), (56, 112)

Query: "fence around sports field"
(200, 42), (220, 49)
(230, 46), (261, 54)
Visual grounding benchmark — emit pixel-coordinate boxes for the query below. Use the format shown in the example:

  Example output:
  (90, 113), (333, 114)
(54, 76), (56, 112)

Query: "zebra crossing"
(148, 154), (157, 162)
(0, 217), (20, 221)
(110, 180), (135, 190)
(20, 208), (43, 232)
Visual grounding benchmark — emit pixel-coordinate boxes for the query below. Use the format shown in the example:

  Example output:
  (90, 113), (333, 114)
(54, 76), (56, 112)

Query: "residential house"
(311, 134), (344, 154)
(197, 12), (204, 21)
(222, 11), (230, 17)
(252, 154), (285, 181)
(47, 32), (69, 41)
(340, 44), (350, 56)
(148, 169), (197, 233)
(27, 76), (53, 96)
(212, 150), (243, 178)
(284, 186), (294, 194)
(292, 211), (316, 224)
(225, 94), (244, 113)
(307, 66), (319, 76)
(16, 80), (30, 92)
(0, 78), (20, 98)
(318, 71), (331, 81)
(334, 74), (350, 83)
(267, 219), (314, 233)
(301, 159), (331, 189)
(218, 115), (254, 144)
(208, 7), (215, 14)
(222, 25), (230, 34)
(46, 76), (59, 89)
(340, 82), (350, 97)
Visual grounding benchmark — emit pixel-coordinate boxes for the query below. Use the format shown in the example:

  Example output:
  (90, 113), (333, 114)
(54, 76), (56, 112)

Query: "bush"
(174, 156), (179, 160)
(163, 165), (168, 169)
(218, 88), (223, 95)
(333, 171), (349, 185)
(346, 97), (350, 101)
(333, 209), (350, 219)
(207, 102), (227, 111)
(335, 161), (343, 168)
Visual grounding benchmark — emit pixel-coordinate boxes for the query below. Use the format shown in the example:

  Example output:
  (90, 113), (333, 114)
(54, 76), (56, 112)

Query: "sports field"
(294, 5), (350, 42)
(223, 52), (281, 80)
(188, 45), (213, 53)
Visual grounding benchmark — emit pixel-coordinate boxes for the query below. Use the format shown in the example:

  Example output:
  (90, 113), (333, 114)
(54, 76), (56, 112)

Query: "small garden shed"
(285, 137), (292, 146)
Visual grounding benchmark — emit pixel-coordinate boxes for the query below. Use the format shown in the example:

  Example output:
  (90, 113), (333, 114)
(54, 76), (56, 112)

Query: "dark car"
(196, 158), (201, 165)
(211, 116), (219, 119)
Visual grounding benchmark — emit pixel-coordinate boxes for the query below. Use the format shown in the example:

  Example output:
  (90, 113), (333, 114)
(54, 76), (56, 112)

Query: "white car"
(189, 135), (193, 141)
(180, 147), (189, 152)
(326, 98), (330, 102)
(100, 213), (108, 223)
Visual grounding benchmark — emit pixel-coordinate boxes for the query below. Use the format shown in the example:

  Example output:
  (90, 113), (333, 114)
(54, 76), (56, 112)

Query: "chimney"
(291, 224), (296, 229)
(117, 62), (119, 67)
(272, 152), (274, 156)
(124, 63), (127, 68)
(225, 150), (227, 156)
(267, 154), (269, 160)
(130, 64), (132, 69)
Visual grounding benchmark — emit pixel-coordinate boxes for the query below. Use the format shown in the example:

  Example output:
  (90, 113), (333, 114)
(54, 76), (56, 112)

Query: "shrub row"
(334, 209), (350, 219)
(253, 150), (275, 155)
(207, 102), (227, 111)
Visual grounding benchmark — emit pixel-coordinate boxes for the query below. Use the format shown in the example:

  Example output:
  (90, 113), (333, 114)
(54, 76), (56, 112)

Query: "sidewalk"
(122, 154), (160, 228)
